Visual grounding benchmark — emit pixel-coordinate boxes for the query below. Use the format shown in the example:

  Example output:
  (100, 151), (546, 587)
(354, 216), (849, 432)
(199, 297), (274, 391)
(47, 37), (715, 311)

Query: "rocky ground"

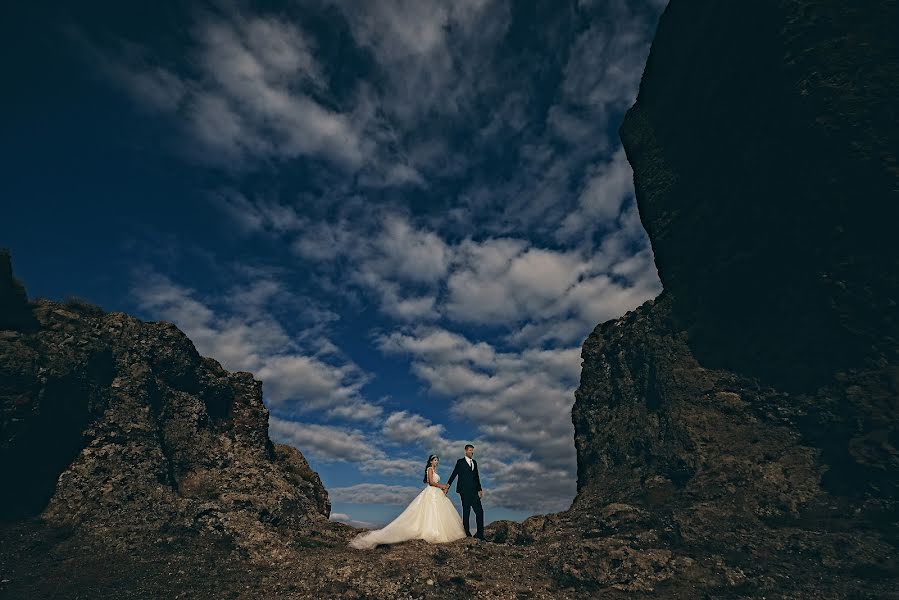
(3, 501), (896, 599)
(0, 517), (625, 600)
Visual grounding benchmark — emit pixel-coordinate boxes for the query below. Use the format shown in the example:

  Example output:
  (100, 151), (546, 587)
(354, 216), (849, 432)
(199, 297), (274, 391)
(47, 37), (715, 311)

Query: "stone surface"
(0, 249), (38, 332)
(558, 0), (899, 595)
(0, 271), (330, 561)
(569, 293), (898, 597)
(619, 0), (899, 390)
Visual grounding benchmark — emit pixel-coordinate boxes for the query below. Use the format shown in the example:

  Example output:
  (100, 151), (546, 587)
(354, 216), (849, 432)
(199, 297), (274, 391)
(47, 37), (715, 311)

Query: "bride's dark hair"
(423, 454), (438, 483)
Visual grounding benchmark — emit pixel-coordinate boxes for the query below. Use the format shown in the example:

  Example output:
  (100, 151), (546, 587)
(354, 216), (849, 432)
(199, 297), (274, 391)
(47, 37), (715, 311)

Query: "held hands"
(478, 490), (483, 499)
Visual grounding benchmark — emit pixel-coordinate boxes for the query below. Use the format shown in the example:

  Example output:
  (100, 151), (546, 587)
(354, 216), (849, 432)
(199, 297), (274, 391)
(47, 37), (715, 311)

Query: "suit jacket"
(446, 457), (482, 496)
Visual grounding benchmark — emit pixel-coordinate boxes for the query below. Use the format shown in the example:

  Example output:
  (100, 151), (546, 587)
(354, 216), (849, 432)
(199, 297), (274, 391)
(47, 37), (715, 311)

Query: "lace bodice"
(427, 468), (440, 484)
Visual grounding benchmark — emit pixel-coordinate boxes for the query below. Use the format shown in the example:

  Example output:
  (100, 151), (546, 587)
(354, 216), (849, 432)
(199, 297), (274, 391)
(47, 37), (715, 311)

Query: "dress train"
(349, 473), (466, 549)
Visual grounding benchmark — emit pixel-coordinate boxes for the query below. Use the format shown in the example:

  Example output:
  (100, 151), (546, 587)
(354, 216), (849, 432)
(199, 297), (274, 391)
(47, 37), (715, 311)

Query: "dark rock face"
(0, 262), (330, 560)
(0, 249), (38, 332)
(619, 0), (899, 390)
(562, 0), (899, 595)
(569, 294), (898, 594)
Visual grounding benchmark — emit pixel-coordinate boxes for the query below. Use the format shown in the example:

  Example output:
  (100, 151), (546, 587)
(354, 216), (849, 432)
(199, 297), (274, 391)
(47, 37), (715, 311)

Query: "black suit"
(446, 457), (484, 538)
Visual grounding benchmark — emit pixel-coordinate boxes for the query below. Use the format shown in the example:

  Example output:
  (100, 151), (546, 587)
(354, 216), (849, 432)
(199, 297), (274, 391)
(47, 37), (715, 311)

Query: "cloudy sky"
(2, 0), (666, 526)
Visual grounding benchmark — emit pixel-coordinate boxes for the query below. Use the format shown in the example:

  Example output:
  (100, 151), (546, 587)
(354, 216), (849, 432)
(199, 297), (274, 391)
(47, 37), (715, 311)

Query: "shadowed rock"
(0, 255), (330, 561)
(618, 0), (899, 390)
(563, 0), (899, 596)
(0, 248), (38, 332)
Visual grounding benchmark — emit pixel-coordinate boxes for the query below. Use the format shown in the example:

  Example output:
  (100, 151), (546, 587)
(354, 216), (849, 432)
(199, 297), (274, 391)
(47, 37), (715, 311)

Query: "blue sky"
(1, 0), (665, 527)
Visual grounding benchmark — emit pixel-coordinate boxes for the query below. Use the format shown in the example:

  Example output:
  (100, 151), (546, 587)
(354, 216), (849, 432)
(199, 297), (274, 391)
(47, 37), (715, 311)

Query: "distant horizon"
(2, 0), (667, 527)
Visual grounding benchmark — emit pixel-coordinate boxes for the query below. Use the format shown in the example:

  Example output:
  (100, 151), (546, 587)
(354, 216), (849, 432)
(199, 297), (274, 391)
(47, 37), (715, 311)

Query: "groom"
(446, 444), (485, 540)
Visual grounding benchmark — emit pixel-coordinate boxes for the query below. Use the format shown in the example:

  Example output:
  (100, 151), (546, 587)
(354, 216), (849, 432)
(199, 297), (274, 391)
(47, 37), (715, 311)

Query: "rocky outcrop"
(558, 0), (899, 596)
(566, 293), (898, 595)
(619, 0), (899, 390)
(0, 257), (330, 561)
(0, 249), (38, 332)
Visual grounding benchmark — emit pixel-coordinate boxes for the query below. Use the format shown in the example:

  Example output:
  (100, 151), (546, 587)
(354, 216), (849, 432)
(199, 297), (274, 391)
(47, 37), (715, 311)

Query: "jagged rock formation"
(0, 249), (38, 332)
(556, 0), (899, 596)
(564, 293), (898, 595)
(0, 250), (331, 561)
(618, 0), (899, 391)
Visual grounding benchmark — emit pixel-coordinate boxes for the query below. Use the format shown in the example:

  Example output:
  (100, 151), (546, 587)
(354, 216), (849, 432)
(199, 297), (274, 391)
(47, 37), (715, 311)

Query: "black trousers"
(460, 492), (484, 536)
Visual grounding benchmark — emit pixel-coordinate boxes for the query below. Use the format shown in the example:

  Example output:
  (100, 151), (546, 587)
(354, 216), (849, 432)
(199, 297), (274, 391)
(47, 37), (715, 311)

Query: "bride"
(349, 455), (467, 549)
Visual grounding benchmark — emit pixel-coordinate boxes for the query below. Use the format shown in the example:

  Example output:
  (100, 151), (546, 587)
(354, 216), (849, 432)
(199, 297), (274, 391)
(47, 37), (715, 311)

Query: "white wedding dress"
(349, 471), (467, 549)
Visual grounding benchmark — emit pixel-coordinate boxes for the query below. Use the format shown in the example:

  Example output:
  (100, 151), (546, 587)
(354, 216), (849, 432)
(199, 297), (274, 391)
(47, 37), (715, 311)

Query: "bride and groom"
(349, 444), (485, 549)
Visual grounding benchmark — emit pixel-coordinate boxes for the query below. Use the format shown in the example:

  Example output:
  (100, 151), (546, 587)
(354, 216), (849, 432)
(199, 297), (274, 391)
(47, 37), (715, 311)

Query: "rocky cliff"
(561, 0), (899, 596)
(618, 0), (898, 391)
(0, 248), (331, 561)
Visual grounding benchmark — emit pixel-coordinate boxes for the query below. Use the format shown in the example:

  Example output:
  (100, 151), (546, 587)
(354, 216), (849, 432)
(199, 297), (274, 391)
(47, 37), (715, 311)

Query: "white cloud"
(376, 326), (581, 510)
(445, 244), (589, 324)
(269, 420), (372, 462)
(376, 328), (496, 366)
(261, 209), (647, 336)
(409, 362), (503, 397)
(555, 4), (656, 133)
(328, 0), (509, 123)
(444, 235), (659, 338)
(480, 456), (577, 513)
(256, 355), (369, 409)
(269, 418), (431, 477)
(358, 457), (425, 477)
(558, 145), (635, 240)
(329, 512), (378, 528)
(82, 10), (381, 171)
(382, 411), (445, 445)
(292, 213), (448, 321)
(214, 190), (306, 235)
(115, 64), (188, 113)
(328, 402), (386, 422)
(131, 270), (381, 421)
(188, 14), (366, 168)
(329, 483), (423, 505)
(440, 0), (664, 237)
(373, 215), (451, 283)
